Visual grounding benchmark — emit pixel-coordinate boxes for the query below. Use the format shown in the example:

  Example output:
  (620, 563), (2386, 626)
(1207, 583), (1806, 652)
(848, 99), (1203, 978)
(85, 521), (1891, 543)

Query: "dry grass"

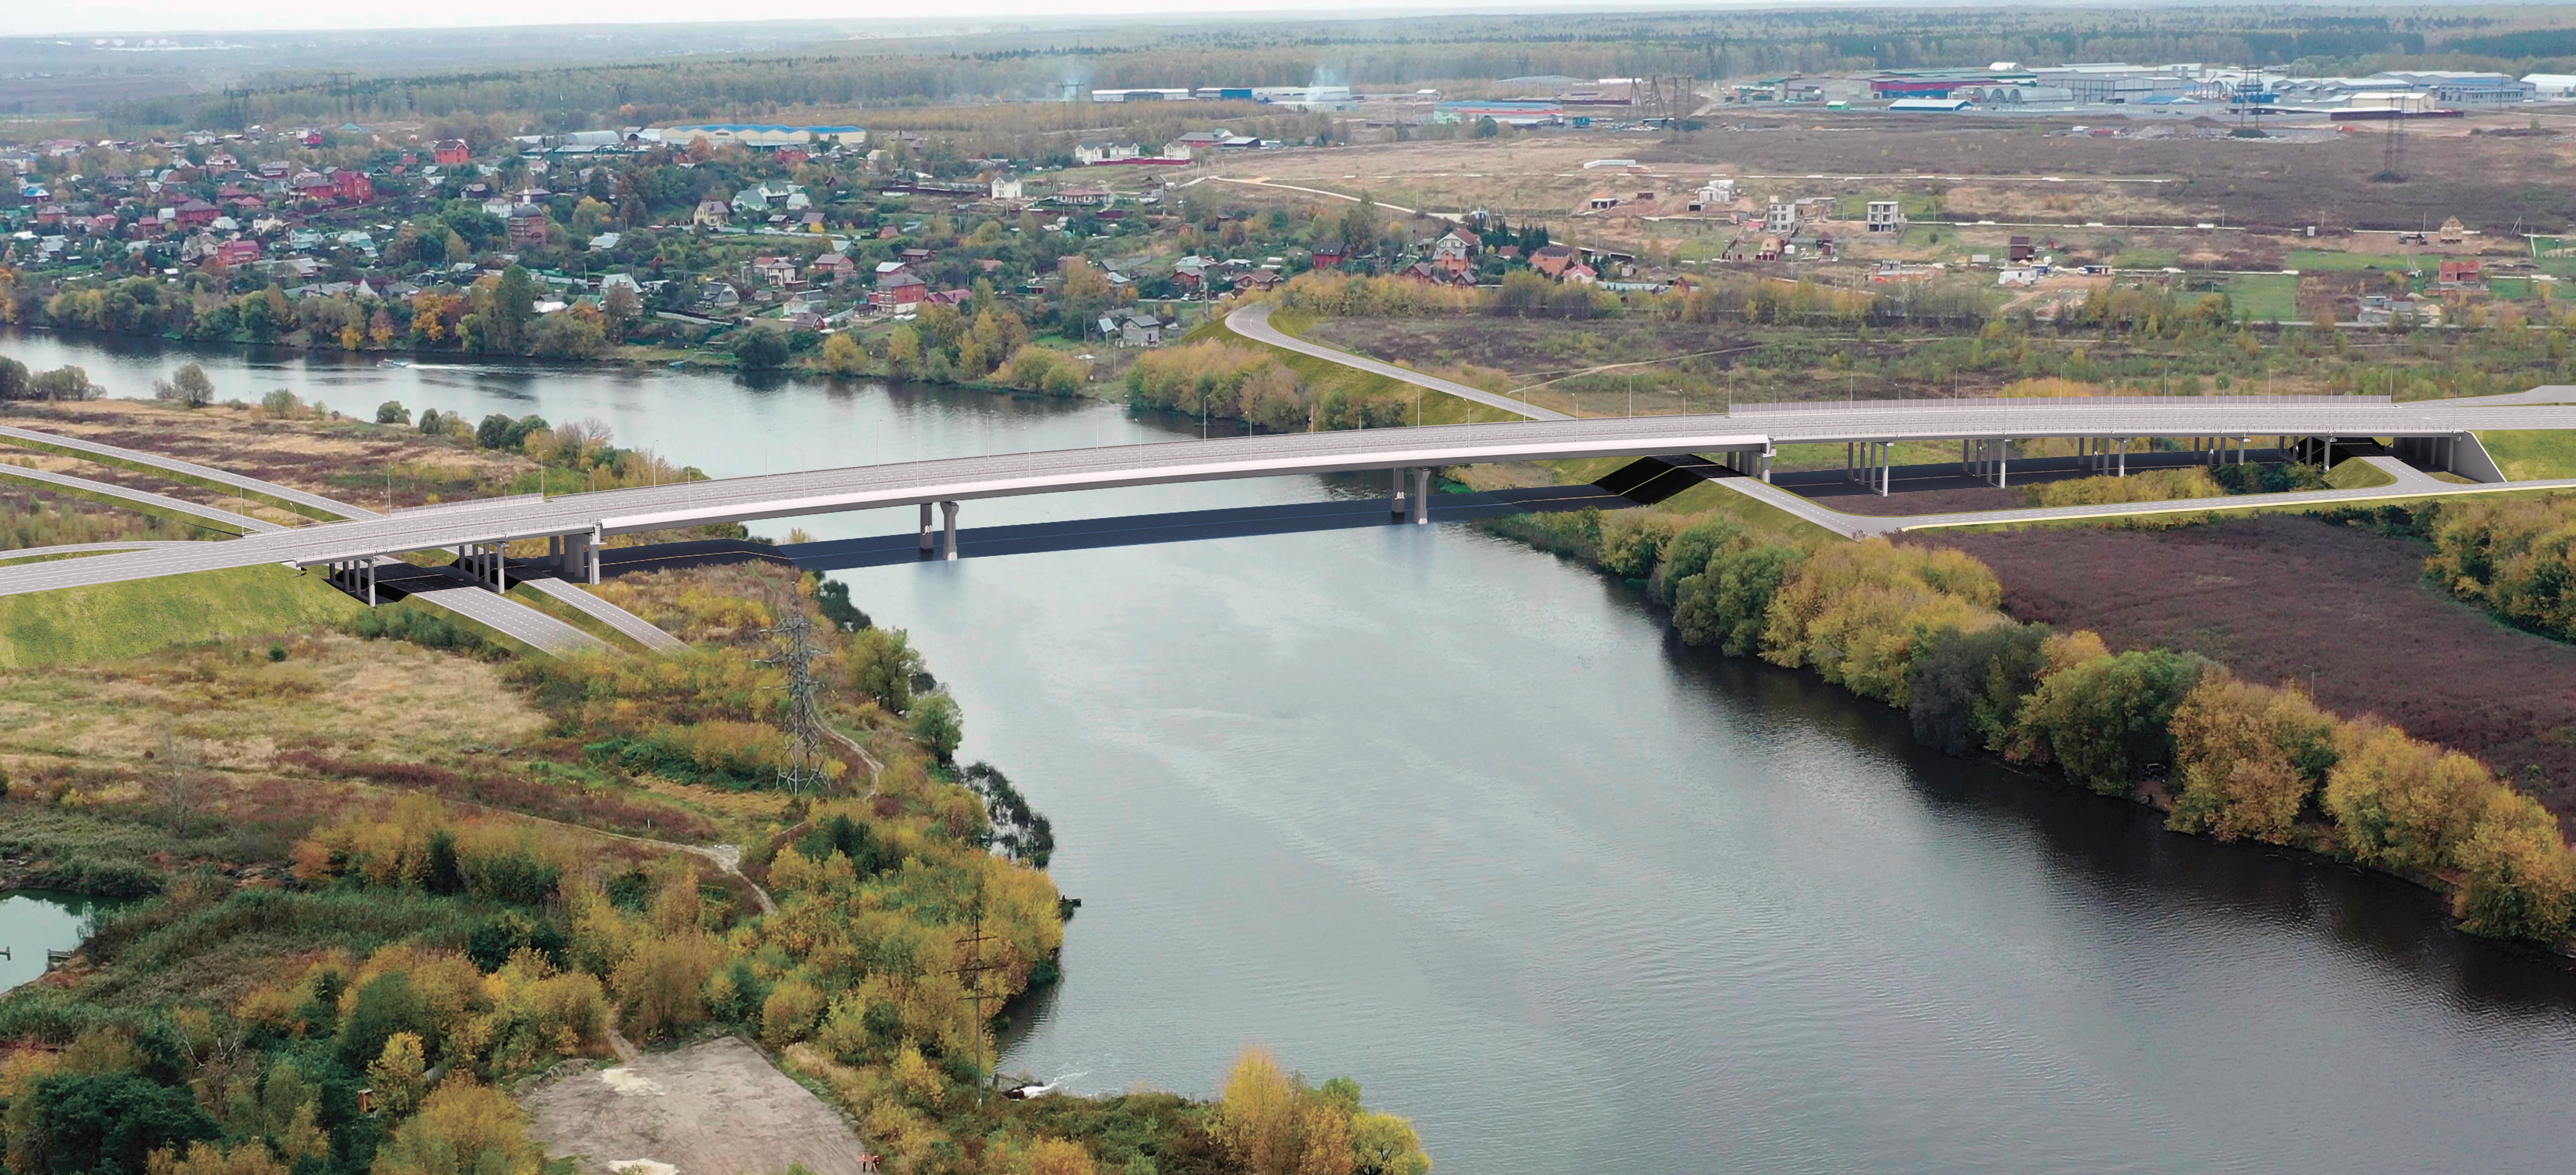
(0, 631), (542, 781)
(0, 399), (539, 513)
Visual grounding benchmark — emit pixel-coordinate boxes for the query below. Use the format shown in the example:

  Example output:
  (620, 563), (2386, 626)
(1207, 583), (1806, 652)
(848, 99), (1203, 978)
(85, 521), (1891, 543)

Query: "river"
(12, 330), (2576, 1172)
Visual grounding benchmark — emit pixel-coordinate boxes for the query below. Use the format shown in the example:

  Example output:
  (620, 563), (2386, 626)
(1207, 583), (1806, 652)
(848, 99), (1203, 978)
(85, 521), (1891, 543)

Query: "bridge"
(7, 308), (2576, 653)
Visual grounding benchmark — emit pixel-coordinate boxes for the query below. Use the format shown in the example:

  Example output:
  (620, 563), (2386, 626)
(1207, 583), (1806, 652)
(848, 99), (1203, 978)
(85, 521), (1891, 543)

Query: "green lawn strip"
(2224, 273), (2300, 322)
(2475, 430), (2576, 480)
(503, 581), (655, 655)
(2325, 460), (2396, 489)
(2111, 248), (2181, 268)
(0, 432), (353, 522)
(0, 563), (368, 668)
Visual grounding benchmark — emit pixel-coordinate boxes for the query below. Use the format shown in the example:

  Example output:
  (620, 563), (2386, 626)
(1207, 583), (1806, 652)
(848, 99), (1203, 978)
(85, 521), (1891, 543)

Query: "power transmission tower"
(758, 609), (829, 794)
(2379, 107), (2408, 181)
(949, 879), (1001, 1101)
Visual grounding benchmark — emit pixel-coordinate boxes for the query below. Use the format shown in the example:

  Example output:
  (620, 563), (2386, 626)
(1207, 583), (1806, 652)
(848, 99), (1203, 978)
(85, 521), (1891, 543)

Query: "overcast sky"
(6, 0), (1518, 36)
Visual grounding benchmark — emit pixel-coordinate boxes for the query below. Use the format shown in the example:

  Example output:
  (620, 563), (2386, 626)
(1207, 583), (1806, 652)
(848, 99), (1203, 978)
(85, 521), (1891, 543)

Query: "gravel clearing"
(524, 1037), (875, 1175)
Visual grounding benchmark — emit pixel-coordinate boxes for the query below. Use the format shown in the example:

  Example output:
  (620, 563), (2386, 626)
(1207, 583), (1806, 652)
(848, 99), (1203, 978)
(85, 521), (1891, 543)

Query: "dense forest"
(108, 7), (2576, 132)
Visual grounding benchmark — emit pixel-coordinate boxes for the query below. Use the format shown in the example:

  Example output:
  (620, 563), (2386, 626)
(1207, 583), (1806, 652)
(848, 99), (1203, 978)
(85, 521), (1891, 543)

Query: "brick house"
(433, 140), (471, 166)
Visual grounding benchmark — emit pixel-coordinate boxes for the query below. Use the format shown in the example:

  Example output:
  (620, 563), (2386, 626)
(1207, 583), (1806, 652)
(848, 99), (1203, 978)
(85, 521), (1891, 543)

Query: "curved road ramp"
(523, 1037), (877, 1175)
(0, 425), (685, 661)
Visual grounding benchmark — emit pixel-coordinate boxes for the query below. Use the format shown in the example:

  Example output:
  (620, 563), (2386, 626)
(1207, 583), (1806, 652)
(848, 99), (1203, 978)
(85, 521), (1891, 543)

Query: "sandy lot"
(524, 1037), (876, 1175)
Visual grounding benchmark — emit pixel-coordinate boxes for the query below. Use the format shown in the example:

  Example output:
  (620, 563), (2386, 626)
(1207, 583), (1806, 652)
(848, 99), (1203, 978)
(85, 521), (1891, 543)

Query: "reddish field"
(1928, 515), (2576, 824)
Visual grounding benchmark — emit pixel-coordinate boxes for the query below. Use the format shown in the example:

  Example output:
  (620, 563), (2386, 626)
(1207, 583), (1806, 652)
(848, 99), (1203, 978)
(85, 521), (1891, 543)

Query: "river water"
(13, 331), (2576, 1172)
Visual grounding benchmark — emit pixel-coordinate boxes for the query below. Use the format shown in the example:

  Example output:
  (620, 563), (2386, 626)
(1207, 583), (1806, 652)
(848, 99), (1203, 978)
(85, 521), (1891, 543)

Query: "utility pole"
(758, 609), (828, 794)
(950, 878), (1001, 1101)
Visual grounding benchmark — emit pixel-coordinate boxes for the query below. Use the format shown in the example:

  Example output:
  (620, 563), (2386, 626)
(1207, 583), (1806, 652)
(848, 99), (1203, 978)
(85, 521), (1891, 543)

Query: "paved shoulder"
(0, 422), (379, 520)
(1226, 301), (1572, 422)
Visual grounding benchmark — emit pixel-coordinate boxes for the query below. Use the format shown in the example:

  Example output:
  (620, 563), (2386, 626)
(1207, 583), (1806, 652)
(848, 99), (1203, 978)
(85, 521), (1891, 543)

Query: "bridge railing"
(1730, 394), (2393, 414)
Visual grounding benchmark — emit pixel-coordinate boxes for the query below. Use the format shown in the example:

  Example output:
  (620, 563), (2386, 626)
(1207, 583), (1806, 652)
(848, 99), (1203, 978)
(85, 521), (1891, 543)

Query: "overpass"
(4, 386), (2575, 603)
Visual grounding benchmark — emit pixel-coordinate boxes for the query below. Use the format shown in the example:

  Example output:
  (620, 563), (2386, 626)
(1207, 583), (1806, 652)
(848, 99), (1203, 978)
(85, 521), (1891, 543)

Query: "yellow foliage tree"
(1024, 1138), (1096, 1175)
(2323, 719), (2492, 874)
(147, 1142), (290, 1175)
(366, 1032), (429, 1119)
(2167, 676), (2336, 845)
(2452, 787), (2576, 941)
(1220, 1046), (1302, 1175)
(369, 1081), (544, 1175)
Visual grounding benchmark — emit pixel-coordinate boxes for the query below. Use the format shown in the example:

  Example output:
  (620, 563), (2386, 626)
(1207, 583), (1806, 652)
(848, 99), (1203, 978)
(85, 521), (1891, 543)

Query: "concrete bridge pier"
(1390, 467), (1409, 517)
(1411, 467), (1431, 523)
(458, 541), (507, 592)
(919, 502), (935, 553)
(326, 558), (377, 606)
(940, 500), (959, 560)
(549, 531), (599, 585)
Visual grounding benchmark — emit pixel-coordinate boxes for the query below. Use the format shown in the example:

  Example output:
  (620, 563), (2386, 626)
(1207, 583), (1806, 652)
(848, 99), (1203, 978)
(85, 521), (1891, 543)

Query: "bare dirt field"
(1925, 515), (2576, 823)
(524, 1037), (877, 1175)
(1224, 111), (2576, 235)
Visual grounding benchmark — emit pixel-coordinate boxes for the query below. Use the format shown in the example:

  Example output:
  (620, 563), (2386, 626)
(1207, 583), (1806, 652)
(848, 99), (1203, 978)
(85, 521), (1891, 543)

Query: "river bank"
(1479, 478), (2576, 949)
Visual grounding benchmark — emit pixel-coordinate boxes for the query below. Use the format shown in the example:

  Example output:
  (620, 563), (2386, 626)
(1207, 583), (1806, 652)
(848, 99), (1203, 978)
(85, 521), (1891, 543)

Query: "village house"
(748, 255), (799, 287)
(1075, 142), (1141, 165)
(433, 140), (471, 166)
(1531, 244), (1579, 277)
(872, 270), (928, 313)
(1431, 227), (1482, 277)
(989, 174), (1024, 200)
(811, 253), (856, 284)
(693, 200), (731, 228)
(1562, 262), (1599, 285)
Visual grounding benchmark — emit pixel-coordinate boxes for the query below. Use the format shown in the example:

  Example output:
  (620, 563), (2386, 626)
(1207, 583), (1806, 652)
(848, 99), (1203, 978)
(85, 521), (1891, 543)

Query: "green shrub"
(1672, 544), (1804, 655)
(1906, 620), (2050, 756)
(2010, 648), (2214, 795)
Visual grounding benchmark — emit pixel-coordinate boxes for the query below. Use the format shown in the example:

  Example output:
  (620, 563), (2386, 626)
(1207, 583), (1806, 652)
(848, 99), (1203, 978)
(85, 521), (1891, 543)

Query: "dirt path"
(436, 794), (777, 916)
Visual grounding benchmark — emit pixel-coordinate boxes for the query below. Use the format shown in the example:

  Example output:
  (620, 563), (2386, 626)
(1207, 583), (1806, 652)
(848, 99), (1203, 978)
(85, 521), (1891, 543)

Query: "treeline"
(1277, 270), (1997, 328)
(1125, 338), (1410, 430)
(1495, 507), (2576, 943)
(2330, 495), (2576, 645)
(25, 268), (628, 361)
(111, 9), (2543, 131)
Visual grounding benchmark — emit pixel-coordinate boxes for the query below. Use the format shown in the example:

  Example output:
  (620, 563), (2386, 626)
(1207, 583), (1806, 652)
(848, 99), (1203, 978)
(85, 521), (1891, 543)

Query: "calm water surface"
(13, 331), (2576, 1173)
(0, 890), (117, 995)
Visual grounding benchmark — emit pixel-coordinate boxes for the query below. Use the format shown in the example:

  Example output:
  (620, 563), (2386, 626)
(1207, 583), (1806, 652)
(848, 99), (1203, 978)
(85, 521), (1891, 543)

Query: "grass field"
(2477, 430), (2576, 480)
(0, 563), (366, 668)
(2111, 248), (2181, 269)
(2225, 273), (2300, 321)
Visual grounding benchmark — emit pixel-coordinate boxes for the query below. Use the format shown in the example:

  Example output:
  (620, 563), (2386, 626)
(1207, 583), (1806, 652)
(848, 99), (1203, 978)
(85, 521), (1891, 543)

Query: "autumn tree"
(2166, 675), (2338, 845)
(368, 1081), (543, 1175)
(2323, 719), (2490, 875)
(365, 1033), (428, 1119)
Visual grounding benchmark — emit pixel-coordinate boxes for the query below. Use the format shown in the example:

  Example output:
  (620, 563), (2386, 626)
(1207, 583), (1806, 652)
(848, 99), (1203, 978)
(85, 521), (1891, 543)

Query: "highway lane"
(0, 422), (378, 520)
